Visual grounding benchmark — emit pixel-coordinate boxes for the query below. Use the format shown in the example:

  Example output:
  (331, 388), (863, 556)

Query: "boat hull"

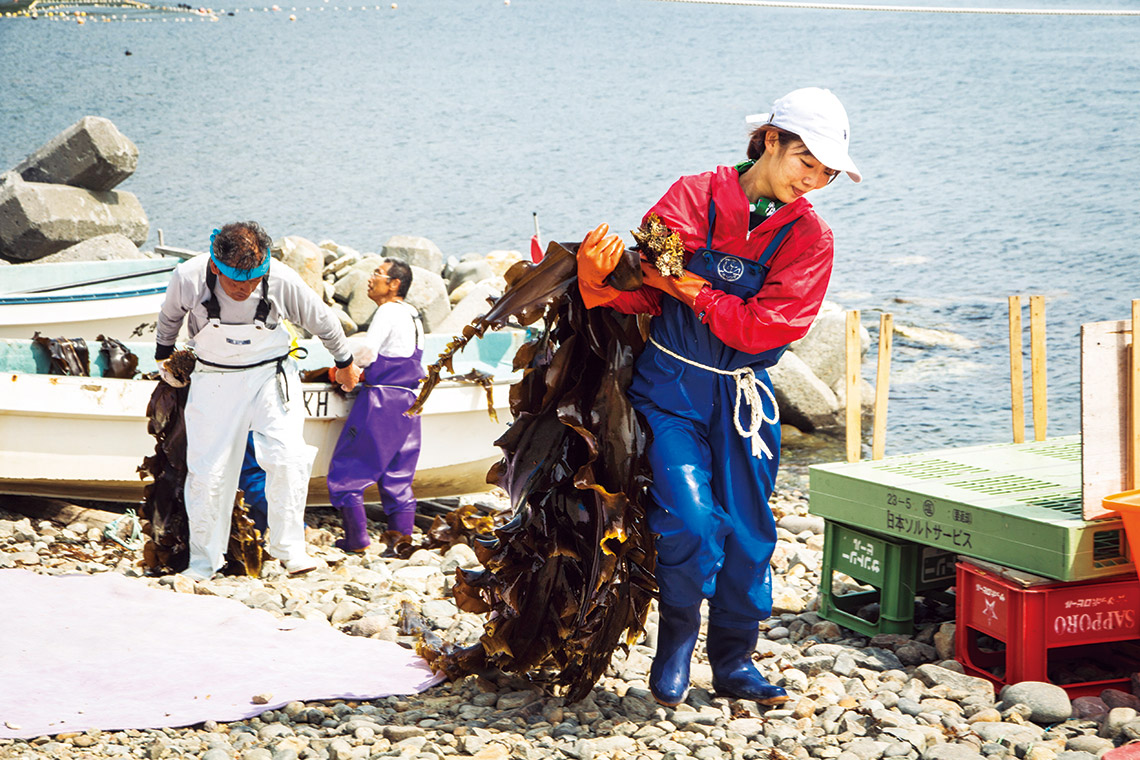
(0, 372), (510, 504)
(0, 260), (179, 341)
(0, 291), (167, 342)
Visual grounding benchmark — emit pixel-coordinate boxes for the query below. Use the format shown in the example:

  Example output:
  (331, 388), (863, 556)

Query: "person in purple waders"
(326, 258), (425, 551)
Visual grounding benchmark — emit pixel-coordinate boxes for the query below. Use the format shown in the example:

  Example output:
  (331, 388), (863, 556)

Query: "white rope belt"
(360, 382), (417, 393)
(648, 336), (780, 460)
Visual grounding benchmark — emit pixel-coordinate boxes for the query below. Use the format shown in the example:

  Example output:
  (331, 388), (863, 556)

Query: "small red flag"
(530, 234), (543, 263)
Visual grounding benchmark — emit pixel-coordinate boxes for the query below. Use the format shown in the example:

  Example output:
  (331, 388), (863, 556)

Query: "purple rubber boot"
(386, 502), (415, 537)
(335, 500), (371, 552)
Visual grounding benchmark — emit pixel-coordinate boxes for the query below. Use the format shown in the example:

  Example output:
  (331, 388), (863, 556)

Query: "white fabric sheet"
(0, 569), (442, 738)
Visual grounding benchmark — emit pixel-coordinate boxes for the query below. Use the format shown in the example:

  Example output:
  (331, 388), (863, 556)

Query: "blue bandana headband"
(210, 228), (271, 281)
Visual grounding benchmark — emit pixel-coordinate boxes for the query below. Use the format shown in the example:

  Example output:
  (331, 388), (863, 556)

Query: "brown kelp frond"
(632, 213), (685, 278)
(408, 242), (579, 417)
(442, 369), (497, 422)
(422, 504), (500, 551)
(138, 367), (266, 578)
(417, 240), (656, 702)
(32, 332), (90, 376)
(223, 498), (264, 577)
(96, 335), (139, 379)
(138, 382), (191, 575)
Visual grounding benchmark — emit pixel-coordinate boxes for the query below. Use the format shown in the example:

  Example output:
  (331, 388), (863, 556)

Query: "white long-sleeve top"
(350, 300), (425, 370)
(156, 254), (352, 365)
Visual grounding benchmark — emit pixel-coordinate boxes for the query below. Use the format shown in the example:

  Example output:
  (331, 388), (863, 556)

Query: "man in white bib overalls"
(155, 221), (361, 581)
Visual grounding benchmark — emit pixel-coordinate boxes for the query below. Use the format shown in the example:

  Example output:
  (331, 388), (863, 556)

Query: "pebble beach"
(2, 465), (1136, 760)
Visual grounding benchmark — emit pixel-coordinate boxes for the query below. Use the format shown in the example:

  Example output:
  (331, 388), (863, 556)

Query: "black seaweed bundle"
(412, 242), (657, 702)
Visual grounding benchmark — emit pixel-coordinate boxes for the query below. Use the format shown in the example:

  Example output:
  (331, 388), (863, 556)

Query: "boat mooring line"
(648, 0), (1140, 16)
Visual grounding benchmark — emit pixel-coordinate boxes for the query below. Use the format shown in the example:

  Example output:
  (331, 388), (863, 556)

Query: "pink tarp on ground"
(0, 569), (443, 739)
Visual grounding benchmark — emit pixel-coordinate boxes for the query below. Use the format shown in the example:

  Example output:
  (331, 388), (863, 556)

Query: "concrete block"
(274, 235), (325, 300)
(447, 258), (494, 293)
(333, 255), (382, 303)
(405, 266), (450, 333)
(0, 179), (149, 262)
(36, 232), (144, 262)
(433, 281), (500, 337)
(14, 116), (139, 191)
(381, 235), (443, 275)
(483, 249), (524, 278)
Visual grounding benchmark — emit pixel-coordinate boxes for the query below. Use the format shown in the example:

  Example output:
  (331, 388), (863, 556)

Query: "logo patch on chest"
(715, 256), (746, 282)
(225, 338), (252, 345)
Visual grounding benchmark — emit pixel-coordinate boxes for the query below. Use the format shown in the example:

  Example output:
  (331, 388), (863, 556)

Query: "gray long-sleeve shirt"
(156, 254), (352, 365)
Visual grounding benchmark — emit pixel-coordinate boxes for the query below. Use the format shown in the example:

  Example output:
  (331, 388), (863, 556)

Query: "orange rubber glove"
(334, 363), (362, 392)
(576, 223), (625, 308)
(639, 259), (710, 311)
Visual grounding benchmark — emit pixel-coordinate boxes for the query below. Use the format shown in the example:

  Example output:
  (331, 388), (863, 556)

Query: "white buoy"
(390, 1), (395, 7)
(288, 13), (295, 18)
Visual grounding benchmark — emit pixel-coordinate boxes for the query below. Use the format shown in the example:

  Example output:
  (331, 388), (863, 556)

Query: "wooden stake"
(872, 313), (893, 460)
(846, 310), (861, 463)
(1008, 295), (1025, 444)
(1029, 295), (1047, 441)
(1130, 300), (1140, 489)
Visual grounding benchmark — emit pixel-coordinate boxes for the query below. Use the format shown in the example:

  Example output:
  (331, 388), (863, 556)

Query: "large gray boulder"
(0, 174), (149, 262)
(381, 235), (443, 275)
(405, 266), (450, 333)
(333, 256), (383, 303)
(790, 306), (870, 388)
(346, 286), (378, 327)
(274, 235), (325, 300)
(768, 350), (841, 432)
(433, 281), (501, 337)
(36, 233), (144, 263)
(446, 258), (494, 293)
(14, 116), (139, 192)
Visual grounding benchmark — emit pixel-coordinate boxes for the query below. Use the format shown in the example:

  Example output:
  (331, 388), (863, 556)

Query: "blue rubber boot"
(707, 623), (789, 705)
(649, 602), (702, 707)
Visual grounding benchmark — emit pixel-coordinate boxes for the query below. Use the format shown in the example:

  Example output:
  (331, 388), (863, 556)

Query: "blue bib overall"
(628, 200), (795, 629)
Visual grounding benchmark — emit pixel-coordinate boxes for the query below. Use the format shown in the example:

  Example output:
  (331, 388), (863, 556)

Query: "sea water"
(2, 0), (1138, 456)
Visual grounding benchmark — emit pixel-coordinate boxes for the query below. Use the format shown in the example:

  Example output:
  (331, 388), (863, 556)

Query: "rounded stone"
(998, 682), (1072, 724)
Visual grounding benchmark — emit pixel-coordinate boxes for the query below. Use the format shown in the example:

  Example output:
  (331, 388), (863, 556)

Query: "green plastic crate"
(809, 435), (1131, 582)
(819, 519), (956, 637)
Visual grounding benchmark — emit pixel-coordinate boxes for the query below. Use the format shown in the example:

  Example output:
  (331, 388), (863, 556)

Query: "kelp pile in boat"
(96, 334), (139, 379)
(30, 333), (140, 379)
(137, 349), (264, 576)
(32, 332), (89, 375)
(411, 241), (657, 702)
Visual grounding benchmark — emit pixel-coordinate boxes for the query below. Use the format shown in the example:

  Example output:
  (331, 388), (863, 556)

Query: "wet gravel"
(1, 472), (1134, 760)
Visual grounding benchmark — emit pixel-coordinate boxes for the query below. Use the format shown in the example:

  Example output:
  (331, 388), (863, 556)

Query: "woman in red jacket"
(578, 88), (862, 707)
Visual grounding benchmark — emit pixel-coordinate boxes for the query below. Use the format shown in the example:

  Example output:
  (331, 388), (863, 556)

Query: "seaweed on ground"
(411, 241), (657, 702)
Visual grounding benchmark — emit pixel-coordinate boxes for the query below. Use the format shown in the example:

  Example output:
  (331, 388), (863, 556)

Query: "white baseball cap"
(746, 87), (862, 183)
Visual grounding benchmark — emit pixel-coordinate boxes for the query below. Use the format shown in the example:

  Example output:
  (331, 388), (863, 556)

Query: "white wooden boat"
(0, 259), (178, 341)
(0, 332), (522, 503)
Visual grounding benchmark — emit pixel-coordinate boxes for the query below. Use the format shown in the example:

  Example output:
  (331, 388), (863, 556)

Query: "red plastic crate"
(955, 560), (1140, 697)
